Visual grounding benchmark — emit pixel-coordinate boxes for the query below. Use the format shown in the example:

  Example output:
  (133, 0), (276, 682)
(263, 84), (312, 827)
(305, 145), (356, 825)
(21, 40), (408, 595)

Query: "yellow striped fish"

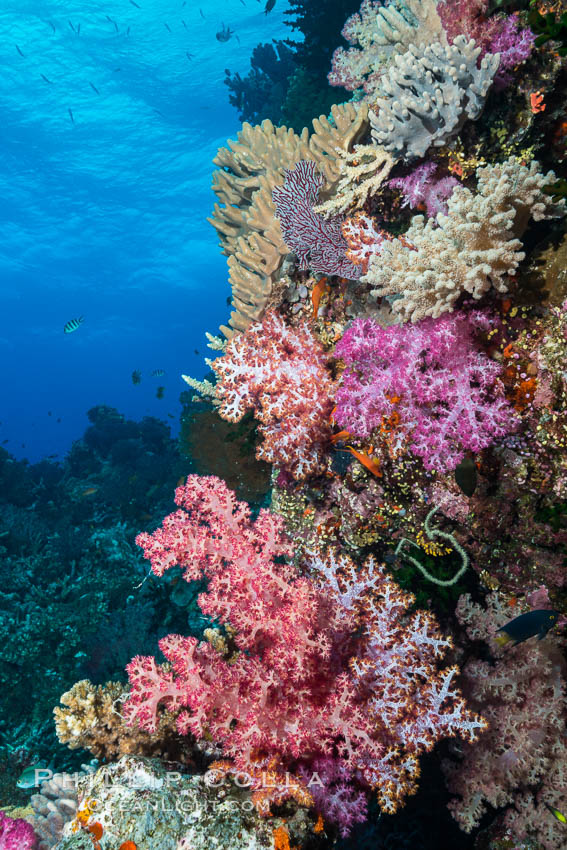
(63, 316), (84, 334)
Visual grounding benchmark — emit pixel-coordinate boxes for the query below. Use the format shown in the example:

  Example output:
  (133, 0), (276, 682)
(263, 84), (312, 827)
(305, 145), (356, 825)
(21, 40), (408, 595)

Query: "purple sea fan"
(335, 312), (519, 473)
(272, 160), (361, 279)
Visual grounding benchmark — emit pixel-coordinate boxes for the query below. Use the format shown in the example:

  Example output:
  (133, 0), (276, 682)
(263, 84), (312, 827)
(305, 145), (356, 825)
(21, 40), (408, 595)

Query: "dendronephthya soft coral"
(125, 475), (486, 833)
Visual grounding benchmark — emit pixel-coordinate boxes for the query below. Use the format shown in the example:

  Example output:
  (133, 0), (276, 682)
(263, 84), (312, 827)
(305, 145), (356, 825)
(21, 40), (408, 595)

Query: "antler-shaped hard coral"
(329, 0), (446, 97)
(369, 36), (500, 161)
(365, 158), (565, 322)
(211, 312), (336, 480)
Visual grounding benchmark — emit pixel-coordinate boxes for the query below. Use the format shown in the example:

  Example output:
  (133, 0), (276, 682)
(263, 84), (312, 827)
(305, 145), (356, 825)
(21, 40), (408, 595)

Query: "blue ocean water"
(0, 0), (292, 462)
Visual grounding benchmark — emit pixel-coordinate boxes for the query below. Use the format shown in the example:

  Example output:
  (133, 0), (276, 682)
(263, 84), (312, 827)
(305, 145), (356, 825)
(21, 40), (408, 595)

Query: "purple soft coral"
(437, 1), (534, 88)
(335, 312), (519, 473)
(298, 757), (368, 837)
(389, 163), (459, 219)
(0, 811), (37, 850)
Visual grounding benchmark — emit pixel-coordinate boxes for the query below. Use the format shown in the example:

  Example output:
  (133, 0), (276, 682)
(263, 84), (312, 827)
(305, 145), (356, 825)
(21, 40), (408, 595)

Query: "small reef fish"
(545, 803), (567, 825)
(496, 609), (560, 647)
(16, 45), (25, 57)
(454, 455), (477, 497)
(199, 8), (205, 18)
(41, 74), (52, 84)
(131, 370), (142, 384)
(17, 766), (44, 788)
(63, 316), (83, 333)
(216, 23), (234, 42)
(80, 487), (98, 497)
(164, 22), (172, 32)
(129, 0), (141, 7)
(156, 386), (165, 399)
(68, 108), (75, 124)
(151, 369), (165, 377)
(342, 446), (382, 478)
(312, 277), (328, 320)
(265, 0), (276, 13)
(330, 429), (351, 444)
(89, 82), (100, 95)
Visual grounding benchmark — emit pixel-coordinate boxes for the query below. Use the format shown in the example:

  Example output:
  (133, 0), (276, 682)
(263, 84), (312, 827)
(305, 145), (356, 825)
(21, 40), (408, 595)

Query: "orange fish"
(176, 476), (186, 487)
(312, 277), (328, 320)
(81, 487), (98, 497)
(330, 429), (351, 444)
(530, 91), (545, 113)
(344, 446), (382, 477)
(119, 842), (137, 850)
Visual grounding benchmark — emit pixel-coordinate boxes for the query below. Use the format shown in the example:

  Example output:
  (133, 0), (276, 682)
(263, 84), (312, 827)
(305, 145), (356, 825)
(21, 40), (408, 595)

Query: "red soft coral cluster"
(126, 475), (486, 829)
(211, 311), (335, 479)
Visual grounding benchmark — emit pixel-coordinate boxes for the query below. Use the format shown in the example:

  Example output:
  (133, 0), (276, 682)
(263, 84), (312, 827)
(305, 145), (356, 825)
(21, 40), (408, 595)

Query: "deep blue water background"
(0, 0), (292, 462)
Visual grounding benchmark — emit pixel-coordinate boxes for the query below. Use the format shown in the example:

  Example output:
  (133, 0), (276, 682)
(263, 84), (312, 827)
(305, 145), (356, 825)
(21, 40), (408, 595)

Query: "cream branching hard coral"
(365, 157), (565, 322)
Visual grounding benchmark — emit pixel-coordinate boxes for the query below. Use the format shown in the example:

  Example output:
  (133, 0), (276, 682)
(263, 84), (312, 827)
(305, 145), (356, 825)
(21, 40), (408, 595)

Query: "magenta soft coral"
(335, 312), (518, 472)
(211, 311), (335, 480)
(0, 811), (37, 850)
(436, 1), (534, 87)
(126, 475), (486, 828)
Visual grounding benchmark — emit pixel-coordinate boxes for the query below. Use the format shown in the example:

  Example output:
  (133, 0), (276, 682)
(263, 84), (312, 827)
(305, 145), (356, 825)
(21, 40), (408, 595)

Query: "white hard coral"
(365, 157), (565, 323)
(369, 35), (500, 161)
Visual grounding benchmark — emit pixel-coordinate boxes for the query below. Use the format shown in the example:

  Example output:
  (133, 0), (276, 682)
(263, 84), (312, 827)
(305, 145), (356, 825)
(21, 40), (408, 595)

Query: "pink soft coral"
(388, 163), (459, 219)
(126, 476), (485, 825)
(335, 312), (518, 472)
(0, 811), (37, 850)
(443, 593), (567, 850)
(436, 1), (534, 88)
(211, 311), (335, 479)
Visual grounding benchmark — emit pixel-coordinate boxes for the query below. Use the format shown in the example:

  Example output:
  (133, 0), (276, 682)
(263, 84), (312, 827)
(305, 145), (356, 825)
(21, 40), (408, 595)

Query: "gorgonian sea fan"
(272, 160), (361, 279)
(334, 312), (519, 472)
